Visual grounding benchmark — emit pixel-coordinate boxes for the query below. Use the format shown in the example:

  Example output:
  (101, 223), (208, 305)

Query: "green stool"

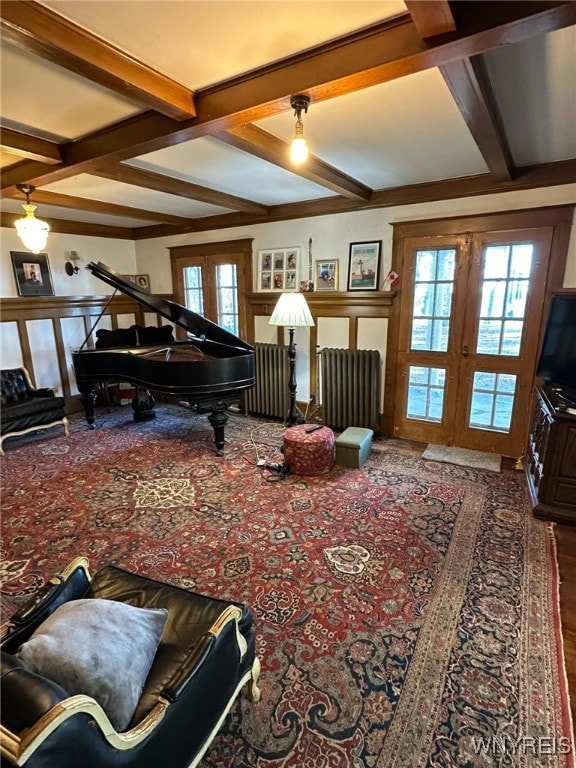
(335, 427), (374, 468)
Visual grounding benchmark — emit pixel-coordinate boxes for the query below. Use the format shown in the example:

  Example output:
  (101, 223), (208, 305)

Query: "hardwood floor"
(556, 524), (576, 726)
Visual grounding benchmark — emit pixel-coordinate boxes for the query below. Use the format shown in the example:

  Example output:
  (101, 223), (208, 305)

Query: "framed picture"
(11, 251), (54, 297)
(314, 260), (338, 291)
(258, 247), (299, 291)
(347, 241), (382, 291)
(122, 274), (135, 283)
(134, 274), (150, 290)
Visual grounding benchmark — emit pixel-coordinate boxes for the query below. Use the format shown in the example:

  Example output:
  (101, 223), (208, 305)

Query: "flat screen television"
(536, 295), (576, 398)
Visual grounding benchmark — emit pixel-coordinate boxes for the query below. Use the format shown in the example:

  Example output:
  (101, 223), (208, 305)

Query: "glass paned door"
(172, 246), (249, 343)
(394, 228), (553, 456)
(452, 230), (551, 455)
(215, 263), (239, 336)
(183, 266), (204, 315)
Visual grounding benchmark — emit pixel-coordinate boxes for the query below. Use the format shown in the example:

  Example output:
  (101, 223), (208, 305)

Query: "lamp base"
(286, 327), (302, 428)
(285, 409), (305, 428)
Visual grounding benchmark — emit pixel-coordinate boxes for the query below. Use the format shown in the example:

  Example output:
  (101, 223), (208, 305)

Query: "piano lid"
(87, 261), (253, 352)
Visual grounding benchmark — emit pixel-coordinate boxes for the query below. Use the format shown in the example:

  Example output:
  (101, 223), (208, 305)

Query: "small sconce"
(65, 251), (80, 276)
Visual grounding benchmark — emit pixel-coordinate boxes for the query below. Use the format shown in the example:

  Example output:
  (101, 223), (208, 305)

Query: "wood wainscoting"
(246, 291), (396, 435)
(0, 294), (153, 414)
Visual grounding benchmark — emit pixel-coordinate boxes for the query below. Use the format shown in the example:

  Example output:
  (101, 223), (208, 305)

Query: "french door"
(169, 239), (252, 341)
(394, 227), (553, 457)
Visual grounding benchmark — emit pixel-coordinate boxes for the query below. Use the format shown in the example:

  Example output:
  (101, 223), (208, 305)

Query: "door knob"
(462, 345), (469, 357)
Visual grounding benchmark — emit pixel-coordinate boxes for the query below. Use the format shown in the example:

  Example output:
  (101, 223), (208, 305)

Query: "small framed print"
(134, 274), (150, 290)
(314, 260), (338, 291)
(347, 241), (382, 291)
(258, 247), (300, 291)
(11, 251), (54, 297)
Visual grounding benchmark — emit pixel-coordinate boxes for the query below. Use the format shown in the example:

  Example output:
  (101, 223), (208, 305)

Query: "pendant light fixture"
(289, 94), (311, 164)
(14, 184), (50, 253)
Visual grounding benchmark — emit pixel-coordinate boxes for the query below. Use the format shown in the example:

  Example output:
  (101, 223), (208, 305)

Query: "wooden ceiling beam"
(0, 127), (62, 164)
(9, 189), (193, 225)
(0, 211), (134, 239)
(91, 164), (269, 215)
(440, 56), (514, 181)
(5, 159), (572, 241)
(0, 0), (195, 121)
(404, 1), (456, 37)
(1, 1), (574, 194)
(131, 159), (576, 238)
(216, 124), (373, 201)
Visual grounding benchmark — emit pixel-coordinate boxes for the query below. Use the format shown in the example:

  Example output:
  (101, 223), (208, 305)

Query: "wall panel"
(26, 319), (60, 392)
(0, 321), (23, 369)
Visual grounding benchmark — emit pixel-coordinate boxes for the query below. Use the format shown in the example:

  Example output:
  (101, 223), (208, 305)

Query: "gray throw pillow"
(17, 598), (167, 731)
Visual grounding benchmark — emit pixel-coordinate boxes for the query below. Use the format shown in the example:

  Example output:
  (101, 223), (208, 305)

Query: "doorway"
(169, 239), (252, 341)
(390, 208), (572, 457)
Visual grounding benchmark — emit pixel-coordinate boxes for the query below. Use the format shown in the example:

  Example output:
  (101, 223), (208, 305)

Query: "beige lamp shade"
(269, 292), (314, 328)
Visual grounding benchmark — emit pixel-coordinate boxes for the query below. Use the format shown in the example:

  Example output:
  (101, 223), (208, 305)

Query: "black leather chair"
(0, 368), (68, 454)
(0, 557), (261, 768)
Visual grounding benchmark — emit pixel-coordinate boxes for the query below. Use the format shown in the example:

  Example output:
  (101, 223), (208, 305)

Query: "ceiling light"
(14, 184), (50, 254)
(289, 94), (310, 165)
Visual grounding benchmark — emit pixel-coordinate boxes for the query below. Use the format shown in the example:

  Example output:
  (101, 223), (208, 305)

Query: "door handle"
(462, 345), (469, 357)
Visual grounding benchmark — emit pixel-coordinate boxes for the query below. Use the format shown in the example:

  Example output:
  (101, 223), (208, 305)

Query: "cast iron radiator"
(244, 342), (289, 420)
(320, 347), (381, 433)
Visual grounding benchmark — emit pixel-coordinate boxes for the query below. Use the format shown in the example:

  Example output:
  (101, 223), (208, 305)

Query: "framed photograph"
(347, 241), (382, 291)
(122, 274), (135, 283)
(134, 274), (150, 290)
(258, 247), (300, 291)
(11, 251), (54, 297)
(314, 260), (338, 291)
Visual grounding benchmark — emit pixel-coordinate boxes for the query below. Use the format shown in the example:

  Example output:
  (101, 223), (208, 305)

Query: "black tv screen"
(536, 296), (576, 391)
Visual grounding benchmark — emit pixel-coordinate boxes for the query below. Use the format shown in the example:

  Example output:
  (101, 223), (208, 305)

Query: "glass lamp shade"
(290, 137), (308, 164)
(15, 204), (50, 253)
(269, 292), (314, 328)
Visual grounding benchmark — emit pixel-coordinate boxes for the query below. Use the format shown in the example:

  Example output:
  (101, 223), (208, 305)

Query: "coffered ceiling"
(1, 1), (575, 241)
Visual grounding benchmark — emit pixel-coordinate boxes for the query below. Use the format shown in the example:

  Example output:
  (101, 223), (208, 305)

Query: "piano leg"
(207, 402), (229, 455)
(78, 387), (98, 429)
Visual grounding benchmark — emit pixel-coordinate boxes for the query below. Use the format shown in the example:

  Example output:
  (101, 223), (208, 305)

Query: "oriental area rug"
(1, 406), (573, 767)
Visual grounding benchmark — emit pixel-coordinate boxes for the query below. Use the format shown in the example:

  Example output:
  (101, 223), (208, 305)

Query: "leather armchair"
(0, 368), (68, 454)
(0, 557), (261, 768)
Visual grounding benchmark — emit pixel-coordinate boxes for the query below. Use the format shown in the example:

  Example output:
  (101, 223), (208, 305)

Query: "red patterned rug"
(1, 406), (574, 767)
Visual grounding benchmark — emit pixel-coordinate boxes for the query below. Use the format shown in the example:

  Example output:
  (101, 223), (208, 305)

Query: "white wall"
(133, 184), (576, 292)
(0, 227), (136, 297)
(2, 185), (573, 297)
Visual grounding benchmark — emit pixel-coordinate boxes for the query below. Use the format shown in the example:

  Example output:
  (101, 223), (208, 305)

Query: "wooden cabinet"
(525, 387), (576, 524)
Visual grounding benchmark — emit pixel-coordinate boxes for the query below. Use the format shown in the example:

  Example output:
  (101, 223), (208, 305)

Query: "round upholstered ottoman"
(283, 424), (335, 476)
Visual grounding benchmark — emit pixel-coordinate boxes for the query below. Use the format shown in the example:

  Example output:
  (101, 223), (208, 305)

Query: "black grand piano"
(72, 261), (254, 453)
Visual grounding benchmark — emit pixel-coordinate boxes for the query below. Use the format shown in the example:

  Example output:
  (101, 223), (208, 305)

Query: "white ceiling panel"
(257, 69), (490, 188)
(44, 175), (234, 217)
(0, 150), (21, 170)
(483, 26), (576, 166)
(43, 1), (407, 89)
(127, 137), (336, 205)
(0, 41), (143, 141)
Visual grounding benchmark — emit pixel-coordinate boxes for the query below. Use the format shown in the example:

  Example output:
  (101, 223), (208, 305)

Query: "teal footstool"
(335, 427), (374, 468)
